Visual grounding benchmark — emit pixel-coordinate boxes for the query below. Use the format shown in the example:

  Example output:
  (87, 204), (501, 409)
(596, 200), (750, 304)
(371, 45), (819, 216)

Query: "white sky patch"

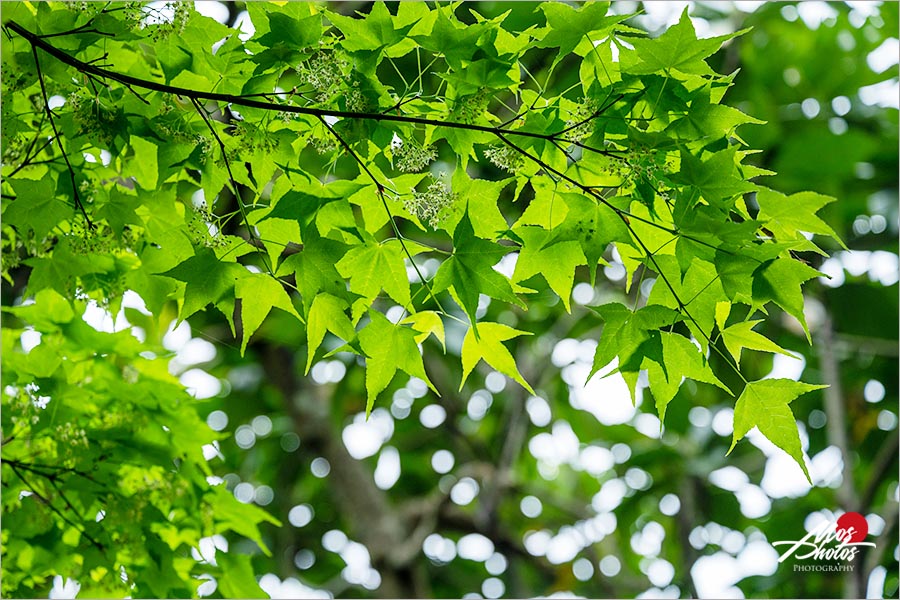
(193, 0), (229, 24)
(526, 395), (552, 427)
(82, 300), (119, 333)
(796, 1), (838, 29)
(859, 79), (900, 109)
(691, 552), (743, 599)
(163, 319), (192, 351)
(48, 95), (66, 110)
(49, 576), (80, 599)
(423, 533), (457, 563)
(734, 1), (765, 12)
(592, 477), (627, 513)
(568, 361), (637, 425)
(342, 408), (394, 460)
(180, 368), (222, 399)
(374, 446), (401, 490)
(258, 574), (331, 599)
(450, 477), (479, 506)
(20, 328), (41, 353)
(419, 404), (446, 428)
(528, 421), (581, 469)
(639, 1), (693, 31)
(868, 38), (900, 74)
(493, 252), (518, 278)
(763, 353), (806, 381)
(810, 445), (843, 488)
(457, 533), (495, 562)
(233, 10), (255, 42)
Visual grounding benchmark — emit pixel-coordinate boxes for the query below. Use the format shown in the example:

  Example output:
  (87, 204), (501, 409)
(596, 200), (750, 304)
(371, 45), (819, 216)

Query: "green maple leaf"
(263, 190), (337, 230)
(438, 171), (510, 238)
(546, 193), (631, 285)
(159, 248), (244, 322)
(235, 272), (302, 355)
(329, 1), (414, 54)
(535, 2), (630, 70)
(646, 332), (731, 423)
(460, 322), (533, 394)
(589, 302), (682, 381)
(96, 188), (143, 237)
(648, 256), (726, 351)
(305, 293), (356, 373)
(625, 8), (747, 75)
(718, 318), (798, 368)
(756, 188), (844, 252)
(671, 86), (764, 140)
(257, 11), (321, 51)
(4, 288), (75, 327)
(216, 554), (267, 599)
(276, 232), (350, 312)
(714, 243), (795, 306)
(207, 485), (281, 556)
(336, 237), (411, 306)
(433, 211), (522, 326)
(402, 310), (446, 351)
(673, 147), (757, 210)
(512, 226), (586, 312)
(24, 240), (110, 296)
(729, 379), (827, 483)
(129, 136), (159, 190)
(4, 177), (73, 240)
(348, 174), (427, 233)
(414, 9), (484, 70)
(752, 257), (823, 341)
(358, 310), (436, 415)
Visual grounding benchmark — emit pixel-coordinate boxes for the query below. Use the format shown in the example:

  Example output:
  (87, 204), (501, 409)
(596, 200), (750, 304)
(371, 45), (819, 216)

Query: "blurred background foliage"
(166, 2), (897, 598)
(5, 1), (898, 599)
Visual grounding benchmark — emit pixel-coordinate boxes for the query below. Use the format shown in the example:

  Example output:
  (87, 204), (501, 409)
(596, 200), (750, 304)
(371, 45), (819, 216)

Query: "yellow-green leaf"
(460, 322), (533, 394)
(729, 379), (827, 483)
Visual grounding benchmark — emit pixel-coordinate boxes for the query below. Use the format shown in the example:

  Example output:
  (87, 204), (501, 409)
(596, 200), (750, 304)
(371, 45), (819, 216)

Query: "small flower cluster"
(310, 132), (337, 155)
(484, 144), (523, 173)
(193, 134), (214, 161)
(450, 89), (490, 124)
(122, 1), (145, 28)
(620, 146), (678, 203)
(69, 223), (116, 257)
(277, 110), (301, 124)
(1, 135), (26, 167)
(394, 140), (437, 173)
(187, 203), (228, 250)
(564, 97), (601, 142)
(296, 53), (348, 103)
(69, 90), (117, 147)
(58, 422), (90, 449)
(146, 2), (191, 41)
(64, 0), (106, 18)
(6, 384), (49, 426)
(232, 121), (277, 154)
(404, 177), (456, 228)
(344, 85), (369, 113)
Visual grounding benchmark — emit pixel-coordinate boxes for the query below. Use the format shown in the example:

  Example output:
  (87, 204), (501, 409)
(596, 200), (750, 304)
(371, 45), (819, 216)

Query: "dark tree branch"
(5, 20), (605, 147)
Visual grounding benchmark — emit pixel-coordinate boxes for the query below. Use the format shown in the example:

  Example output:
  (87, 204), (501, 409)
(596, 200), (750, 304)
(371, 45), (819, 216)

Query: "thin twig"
(316, 115), (449, 317)
(189, 97), (273, 276)
(6, 462), (105, 551)
(30, 45), (93, 228)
